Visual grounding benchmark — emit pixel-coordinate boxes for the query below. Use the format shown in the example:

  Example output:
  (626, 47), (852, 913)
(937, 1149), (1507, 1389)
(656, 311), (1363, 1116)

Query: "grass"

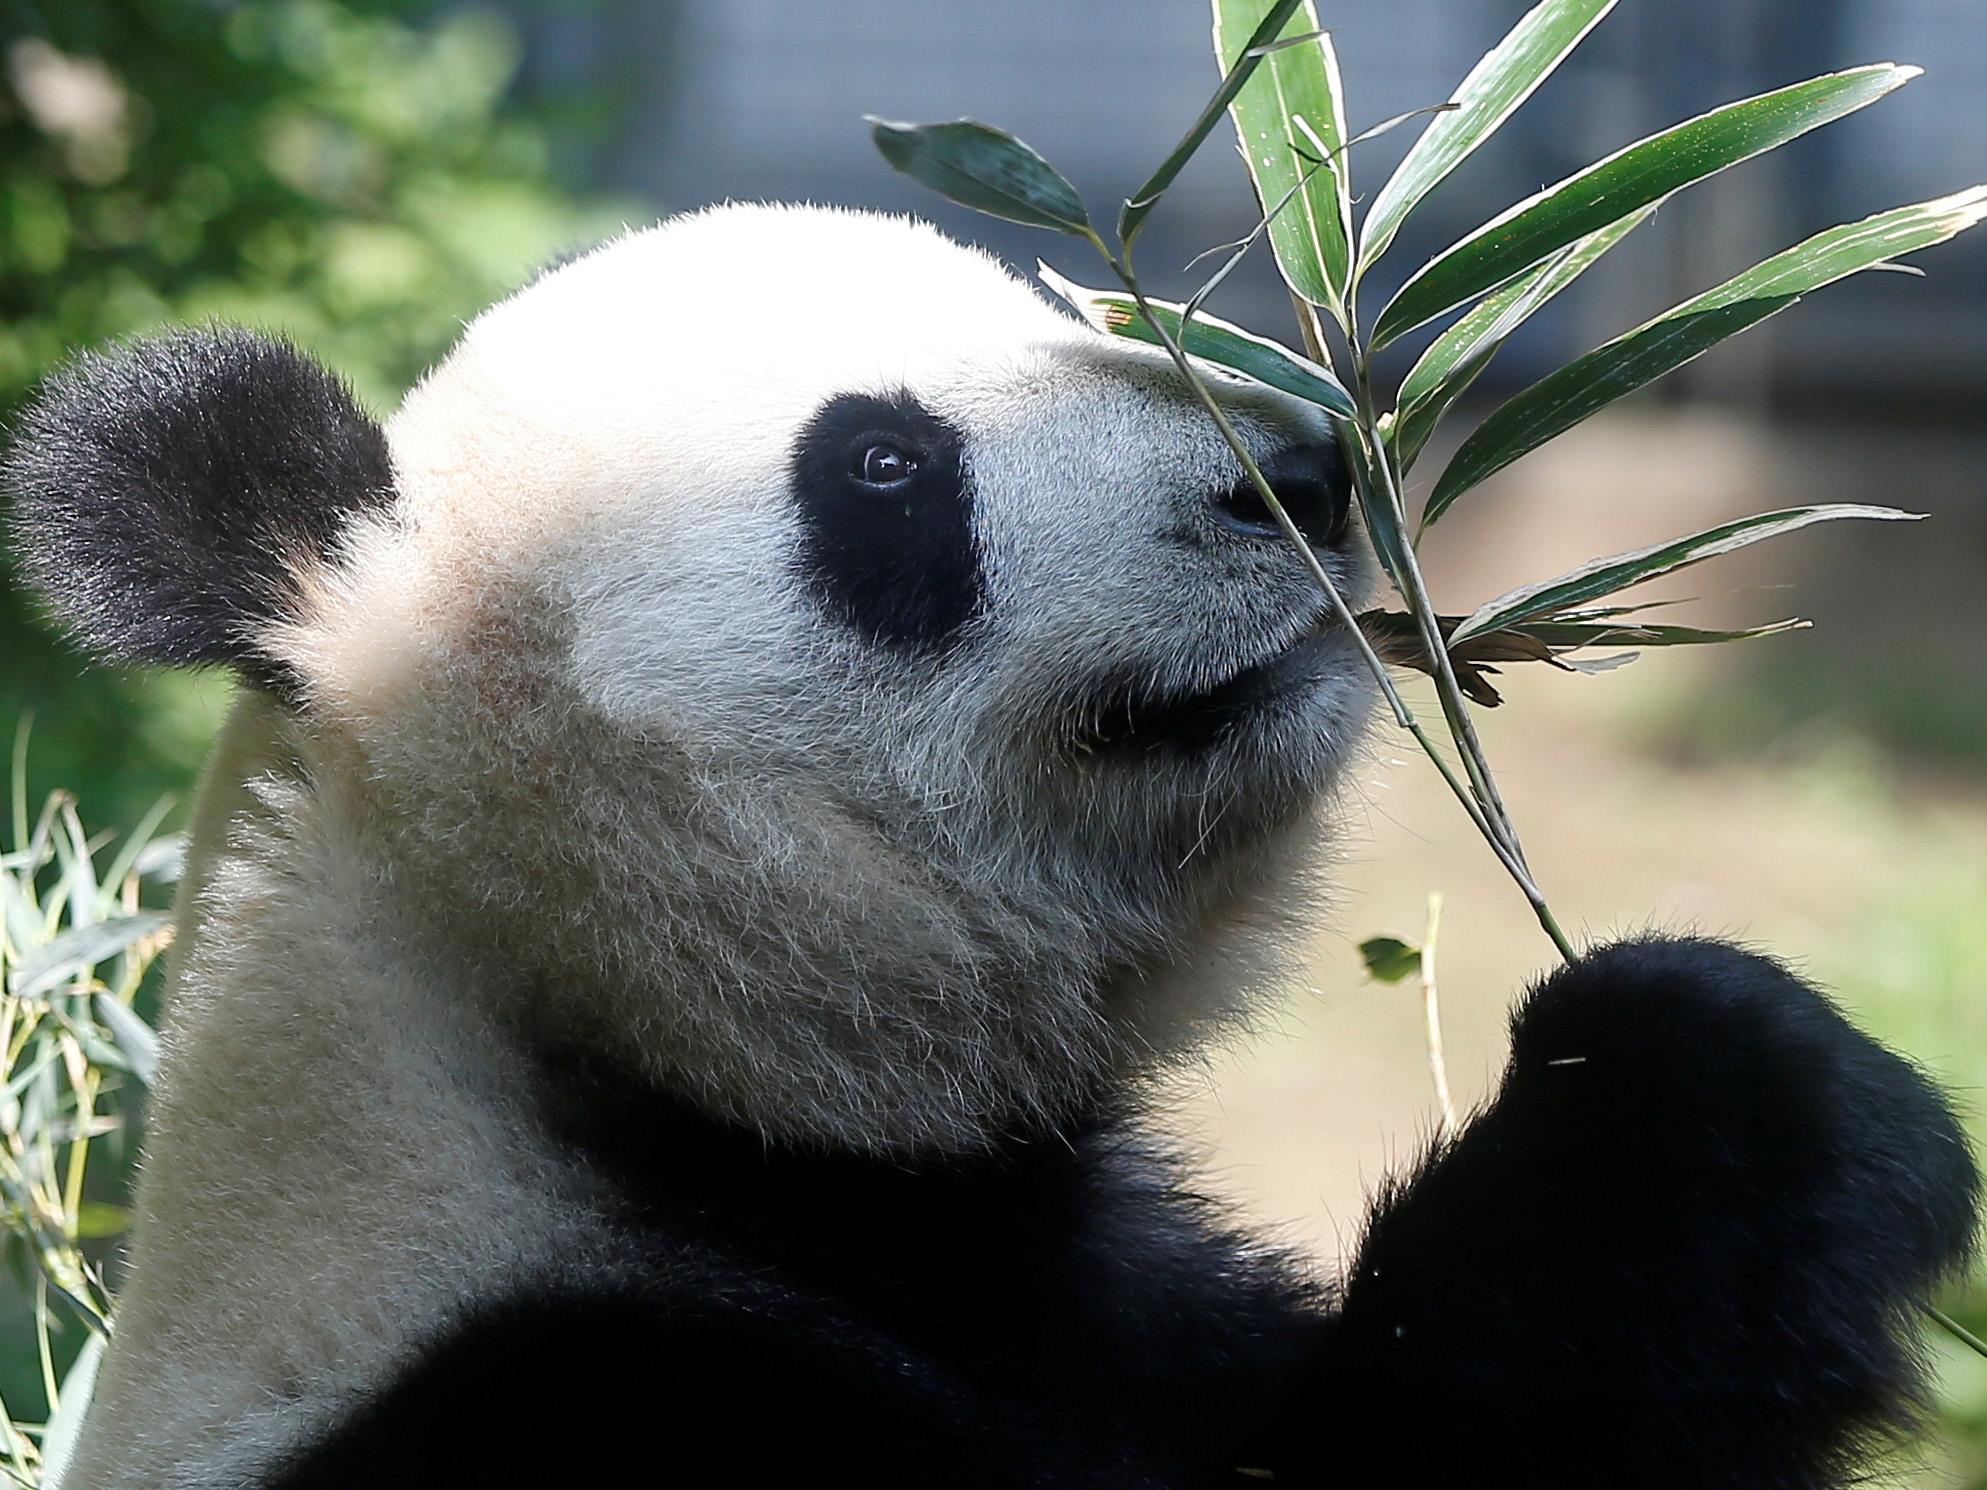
(0, 724), (177, 1487)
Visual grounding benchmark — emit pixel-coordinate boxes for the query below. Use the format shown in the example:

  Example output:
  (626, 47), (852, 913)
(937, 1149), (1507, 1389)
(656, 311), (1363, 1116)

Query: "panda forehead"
(480, 205), (1078, 394)
(383, 206), (1136, 505)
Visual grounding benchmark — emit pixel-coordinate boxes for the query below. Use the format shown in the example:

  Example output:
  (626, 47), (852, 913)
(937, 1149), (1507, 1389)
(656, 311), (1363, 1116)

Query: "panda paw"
(1503, 935), (1978, 1292)
(1309, 936), (1979, 1490)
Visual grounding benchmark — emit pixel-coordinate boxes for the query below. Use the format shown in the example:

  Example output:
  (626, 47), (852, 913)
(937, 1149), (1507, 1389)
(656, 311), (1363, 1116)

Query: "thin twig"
(1927, 1303), (1987, 1361)
(1341, 309), (1524, 858)
(1418, 893), (1459, 1138)
(1339, 298), (1574, 962)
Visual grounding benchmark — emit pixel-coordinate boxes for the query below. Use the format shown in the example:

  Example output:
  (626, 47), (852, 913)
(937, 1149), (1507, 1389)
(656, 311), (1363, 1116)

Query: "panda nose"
(1210, 442), (1351, 548)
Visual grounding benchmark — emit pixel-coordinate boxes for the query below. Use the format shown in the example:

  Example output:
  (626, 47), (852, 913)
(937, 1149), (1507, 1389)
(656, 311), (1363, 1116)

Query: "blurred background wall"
(2, 0), (1983, 1480)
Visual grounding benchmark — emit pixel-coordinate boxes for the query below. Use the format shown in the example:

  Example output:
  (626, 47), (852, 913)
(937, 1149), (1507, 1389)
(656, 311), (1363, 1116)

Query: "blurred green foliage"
(0, 0), (629, 826)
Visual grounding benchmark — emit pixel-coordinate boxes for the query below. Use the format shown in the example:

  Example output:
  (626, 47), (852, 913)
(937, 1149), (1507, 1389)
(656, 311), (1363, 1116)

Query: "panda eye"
(851, 442), (921, 490)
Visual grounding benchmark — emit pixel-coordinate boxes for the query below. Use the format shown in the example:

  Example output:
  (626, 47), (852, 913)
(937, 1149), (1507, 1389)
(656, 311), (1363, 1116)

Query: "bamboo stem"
(1419, 893), (1459, 1137)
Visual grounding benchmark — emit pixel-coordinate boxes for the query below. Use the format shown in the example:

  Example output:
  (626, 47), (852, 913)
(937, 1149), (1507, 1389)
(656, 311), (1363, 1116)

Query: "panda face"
(266, 203), (1372, 1153)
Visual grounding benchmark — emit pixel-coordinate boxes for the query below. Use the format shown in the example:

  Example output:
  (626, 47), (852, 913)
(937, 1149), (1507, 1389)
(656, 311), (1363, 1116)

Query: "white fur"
(64, 204), (1373, 1488)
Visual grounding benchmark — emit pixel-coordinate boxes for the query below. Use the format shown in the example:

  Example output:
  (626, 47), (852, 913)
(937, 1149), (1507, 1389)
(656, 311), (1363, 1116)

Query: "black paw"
(1314, 935), (1979, 1490)
(1506, 936), (1978, 1289)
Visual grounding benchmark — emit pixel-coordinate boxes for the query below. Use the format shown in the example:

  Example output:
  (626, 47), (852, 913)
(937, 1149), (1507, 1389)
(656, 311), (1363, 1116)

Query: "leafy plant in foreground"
(0, 725), (178, 1486)
(867, 0), (1987, 966)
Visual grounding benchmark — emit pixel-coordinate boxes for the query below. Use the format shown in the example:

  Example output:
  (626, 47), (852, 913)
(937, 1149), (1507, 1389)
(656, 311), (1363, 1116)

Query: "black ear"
(3, 326), (398, 698)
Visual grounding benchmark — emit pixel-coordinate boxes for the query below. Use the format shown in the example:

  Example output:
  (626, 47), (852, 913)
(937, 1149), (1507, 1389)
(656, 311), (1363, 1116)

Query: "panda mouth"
(1073, 627), (1334, 755)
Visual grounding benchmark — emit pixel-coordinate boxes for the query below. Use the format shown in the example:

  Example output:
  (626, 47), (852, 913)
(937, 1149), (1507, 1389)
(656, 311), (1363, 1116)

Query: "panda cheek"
(786, 392), (985, 653)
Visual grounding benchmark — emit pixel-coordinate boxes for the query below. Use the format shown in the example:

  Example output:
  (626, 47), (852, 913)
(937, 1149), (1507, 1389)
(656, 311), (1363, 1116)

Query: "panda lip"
(1074, 626), (1334, 755)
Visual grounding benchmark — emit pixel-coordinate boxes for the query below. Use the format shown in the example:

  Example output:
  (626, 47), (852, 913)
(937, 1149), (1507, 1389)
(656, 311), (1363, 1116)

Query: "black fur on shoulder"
(234, 939), (1976, 1488)
(2, 326), (397, 698)
(1297, 935), (1980, 1490)
(262, 1087), (1329, 1489)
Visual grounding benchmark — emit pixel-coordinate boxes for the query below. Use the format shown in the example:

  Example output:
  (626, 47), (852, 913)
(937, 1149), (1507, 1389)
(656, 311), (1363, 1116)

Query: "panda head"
(6, 203), (1371, 1155)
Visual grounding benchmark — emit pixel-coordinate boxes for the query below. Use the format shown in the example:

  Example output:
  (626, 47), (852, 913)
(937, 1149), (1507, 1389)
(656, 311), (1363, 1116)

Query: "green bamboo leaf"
(1391, 206), (1652, 471)
(8, 911), (169, 999)
(1389, 262), (1568, 475)
(1426, 186), (1987, 522)
(1213, 0), (1353, 312)
(74, 1202), (133, 1240)
(1673, 183), (1987, 310)
(1449, 506), (1919, 645)
(54, 802), (98, 929)
(1175, 129), (1347, 330)
(1040, 264), (1355, 416)
(1360, 609), (1804, 683)
(1372, 63), (1919, 349)
(37, 1332), (105, 1488)
(1176, 100), (1457, 333)
(1551, 597), (1699, 620)
(95, 992), (159, 1086)
(1428, 294), (1796, 522)
(1500, 616), (1808, 649)
(130, 833), (186, 883)
(1121, 0), (1307, 245)
(1359, 935), (1423, 983)
(1359, 0), (1618, 274)
(93, 793), (174, 915)
(1347, 432), (1412, 593)
(868, 118), (1090, 234)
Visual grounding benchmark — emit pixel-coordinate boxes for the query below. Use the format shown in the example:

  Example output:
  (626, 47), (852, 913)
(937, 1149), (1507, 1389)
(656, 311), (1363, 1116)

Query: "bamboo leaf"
(1449, 506), (1919, 645)
(8, 912), (169, 1000)
(1428, 294), (1796, 523)
(1178, 135), (1342, 329)
(1360, 935), (1423, 983)
(1558, 651), (1641, 673)
(54, 804), (97, 929)
(130, 834), (186, 883)
(1372, 64), (1920, 349)
(1122, 0), (1308, 245)
(1212, 0), (1353, 312)
(93, 794), (174, 914)
(1360, 610), (1806, 693)
(74, 1202), (132, 1240)
(1250, 28), (1330, 56)
(1391, 207), (1652, 471)
(1549, 597), (1701, 622)
(1359, 0), (1618, 273)
(37, 1332), (105, 1488)
(1040, 264), (1355, 416)
(1671, 184), (1987, 310)
(1503, 616), (1809, 649)
(1426, 186), (1987, 522)
(868, 118), (1091, 234)
(95, 993), (158, 1086)
(1347, 431), (1412, 593)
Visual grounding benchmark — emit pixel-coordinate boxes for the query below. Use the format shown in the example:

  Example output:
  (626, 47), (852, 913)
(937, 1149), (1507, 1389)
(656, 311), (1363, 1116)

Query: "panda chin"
(1075, 626), (1337, 756)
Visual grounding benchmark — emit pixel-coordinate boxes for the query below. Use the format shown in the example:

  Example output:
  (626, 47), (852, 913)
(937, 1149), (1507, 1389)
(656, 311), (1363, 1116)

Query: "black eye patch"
(787, 391), (981, 653)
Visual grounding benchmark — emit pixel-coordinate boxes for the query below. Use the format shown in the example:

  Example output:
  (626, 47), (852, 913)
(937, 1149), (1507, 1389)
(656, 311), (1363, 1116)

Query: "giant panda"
(3, 203), (1978, 1490)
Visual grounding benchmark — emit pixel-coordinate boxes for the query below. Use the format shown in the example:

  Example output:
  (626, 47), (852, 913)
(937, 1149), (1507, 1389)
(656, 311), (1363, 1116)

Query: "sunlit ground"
(1169, 408), (1987, 1485)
